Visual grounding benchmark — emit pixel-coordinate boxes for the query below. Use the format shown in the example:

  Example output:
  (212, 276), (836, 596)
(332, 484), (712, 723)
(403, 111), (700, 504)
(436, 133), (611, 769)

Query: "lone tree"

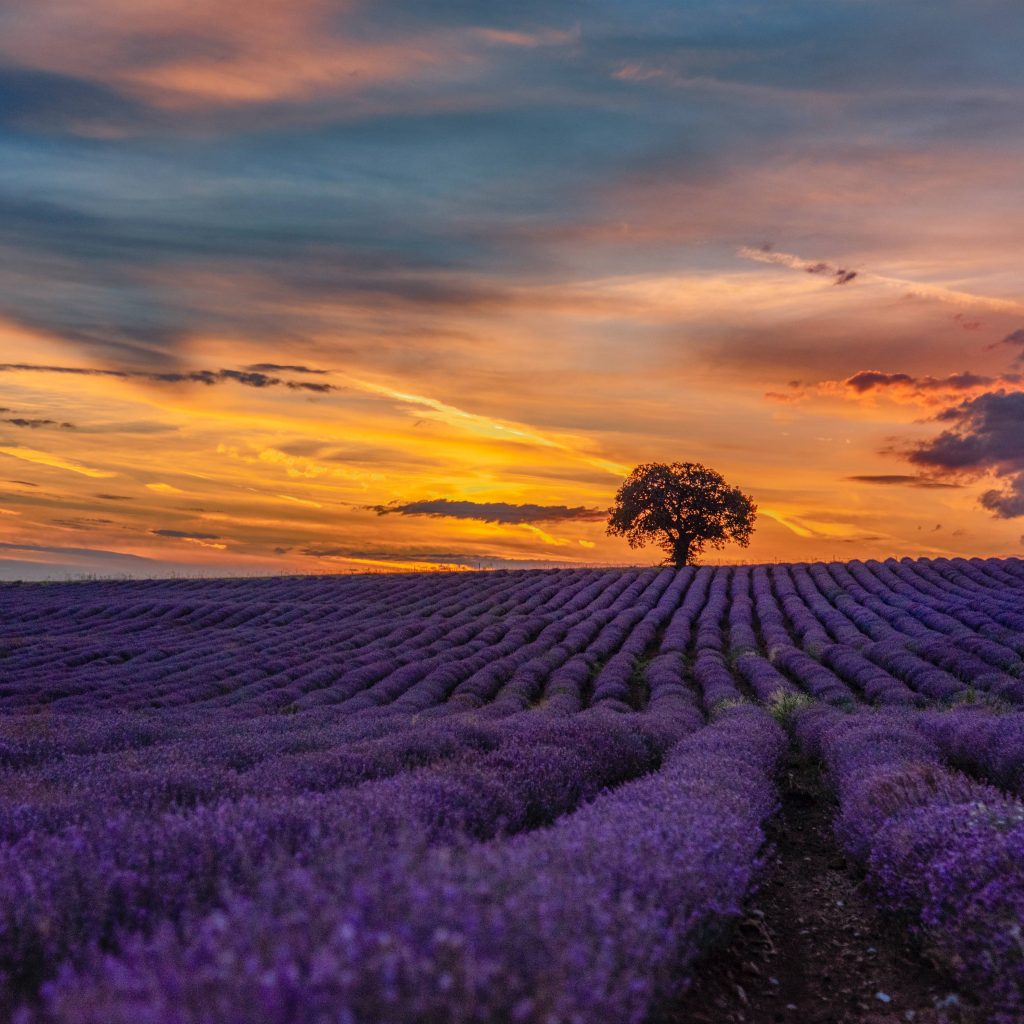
(607, 462), (757, 567)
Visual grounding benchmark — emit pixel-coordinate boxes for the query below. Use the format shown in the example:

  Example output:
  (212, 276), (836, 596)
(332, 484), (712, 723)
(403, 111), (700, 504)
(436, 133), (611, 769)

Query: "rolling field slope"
(2, 558), (1024, 1022)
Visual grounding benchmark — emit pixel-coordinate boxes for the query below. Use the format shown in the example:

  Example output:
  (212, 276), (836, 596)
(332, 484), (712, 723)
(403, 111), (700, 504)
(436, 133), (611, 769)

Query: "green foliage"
(709, 696), (752, 717)
(606, 462), (757, 567)
(767, 690), (813, 725)
(626, 656), (652, 710)
(948, 687), (1013, 714)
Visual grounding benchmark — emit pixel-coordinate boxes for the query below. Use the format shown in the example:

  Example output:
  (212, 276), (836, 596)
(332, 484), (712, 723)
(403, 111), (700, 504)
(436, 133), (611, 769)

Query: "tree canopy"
(606, 462), (757, 567)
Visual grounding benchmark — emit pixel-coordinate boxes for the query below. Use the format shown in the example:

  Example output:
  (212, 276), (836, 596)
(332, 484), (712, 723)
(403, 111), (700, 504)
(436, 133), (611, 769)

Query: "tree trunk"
(670, 534), (693, 567)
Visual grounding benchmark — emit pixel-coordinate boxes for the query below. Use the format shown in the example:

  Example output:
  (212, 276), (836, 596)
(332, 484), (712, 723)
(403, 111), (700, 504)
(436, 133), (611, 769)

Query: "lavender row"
(910, 707), (1024, 795)
(0, 712), (542, 839)
(0, 571), (599, 713)
(7, 559), (1024, 719)
(30, 707), (784, 1024)
(0, 709), (688, 1005)
(797, 706), (1024, 1023)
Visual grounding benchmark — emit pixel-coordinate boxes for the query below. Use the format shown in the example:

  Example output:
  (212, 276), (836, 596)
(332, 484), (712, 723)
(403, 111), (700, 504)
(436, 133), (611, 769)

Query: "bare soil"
(655, 750), (983, 1024)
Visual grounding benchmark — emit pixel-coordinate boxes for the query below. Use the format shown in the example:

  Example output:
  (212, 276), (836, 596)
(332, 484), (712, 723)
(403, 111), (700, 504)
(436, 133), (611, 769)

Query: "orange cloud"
(776, 369), (1024, 409)
(0, 447), (115, 478)
(0, 1), (496, 113)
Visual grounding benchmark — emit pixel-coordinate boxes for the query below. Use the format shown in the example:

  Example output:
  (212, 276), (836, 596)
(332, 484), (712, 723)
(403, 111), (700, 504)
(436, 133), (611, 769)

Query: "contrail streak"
(738, 246), (1024, 315)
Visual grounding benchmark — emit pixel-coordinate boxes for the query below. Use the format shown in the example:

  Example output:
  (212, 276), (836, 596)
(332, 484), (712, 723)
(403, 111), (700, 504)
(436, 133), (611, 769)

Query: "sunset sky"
(2, 1), (1024, 577)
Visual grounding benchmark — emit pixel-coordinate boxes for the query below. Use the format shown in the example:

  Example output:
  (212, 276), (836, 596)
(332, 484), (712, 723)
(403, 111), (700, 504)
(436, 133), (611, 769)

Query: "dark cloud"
(94, 493), (133, 501)
(271, 441), (325, 457)
(845, 369), (1017, 394)
(148, 369), (279, 387)
(302, 546), (477, 563)
(0, 189), (198, 362)
(50, 517), (115, 529)
(846, 370), (915, 392)
(0, 363), (128, 379)
(788, 257), (857, 285)
(369, 498), (606, 524)
(75, 421), (179, 434)
(845, 474), (962, 489)
(0, 363), (338, 393)
(982, 484), (1024, 518)
(3, 418), (75, 429)
(10, 480), (39, 487)
(274, 439), (435, 467)
(245, 364), (329, 375)
(322, 446), (426, 464)
(997, 329), (1024, 362)
(909, 390), (1024, 517)
(0, 182), (518, 368)
(151, 529), (221, 540)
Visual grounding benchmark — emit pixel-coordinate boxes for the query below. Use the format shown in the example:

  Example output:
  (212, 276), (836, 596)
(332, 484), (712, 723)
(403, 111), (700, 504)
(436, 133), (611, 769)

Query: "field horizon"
(4, 552), (1021, 587)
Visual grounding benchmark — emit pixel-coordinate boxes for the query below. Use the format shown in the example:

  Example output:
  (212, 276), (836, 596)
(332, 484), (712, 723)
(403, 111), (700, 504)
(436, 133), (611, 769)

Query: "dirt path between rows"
(655, 749), (982, 1024)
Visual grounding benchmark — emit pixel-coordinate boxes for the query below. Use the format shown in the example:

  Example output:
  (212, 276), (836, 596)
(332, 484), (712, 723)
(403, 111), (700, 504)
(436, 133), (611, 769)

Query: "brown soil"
(655, 750), (983, 1024)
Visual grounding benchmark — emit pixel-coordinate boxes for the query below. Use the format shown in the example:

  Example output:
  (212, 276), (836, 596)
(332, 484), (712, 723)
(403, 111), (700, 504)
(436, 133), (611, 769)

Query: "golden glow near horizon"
(2, 2), (1024, 576)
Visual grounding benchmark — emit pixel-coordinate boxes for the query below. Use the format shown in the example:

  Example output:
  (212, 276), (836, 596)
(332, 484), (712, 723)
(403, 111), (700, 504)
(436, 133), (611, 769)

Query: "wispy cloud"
(350, 377), (628, 477)
(739, 245), (858, 285)
(300, 546), (589, 570)
(0, 541), (151, 560)
(150, 528), (226, 549)
(370, 498), (605, 524)
(0, 447), (114, 478)
(845, 474), (962, 489)
(244, 363), (330, 374)
(739, 245), (1024, 314)
(151, 528), (221, 540)
(0, 363), (340, 392)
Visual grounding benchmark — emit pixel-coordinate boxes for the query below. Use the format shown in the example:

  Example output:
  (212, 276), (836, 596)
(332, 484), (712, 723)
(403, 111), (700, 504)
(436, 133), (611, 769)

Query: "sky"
(2, 0), (1024, 577)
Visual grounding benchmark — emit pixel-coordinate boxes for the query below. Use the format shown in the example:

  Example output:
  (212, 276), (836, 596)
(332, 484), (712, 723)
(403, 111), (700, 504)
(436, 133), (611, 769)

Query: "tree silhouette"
(607, 462), (757, 567)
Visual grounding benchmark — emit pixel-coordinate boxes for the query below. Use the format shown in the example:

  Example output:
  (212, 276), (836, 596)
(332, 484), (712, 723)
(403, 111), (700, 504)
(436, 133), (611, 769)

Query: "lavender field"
(3, 558), (1024, 1023)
